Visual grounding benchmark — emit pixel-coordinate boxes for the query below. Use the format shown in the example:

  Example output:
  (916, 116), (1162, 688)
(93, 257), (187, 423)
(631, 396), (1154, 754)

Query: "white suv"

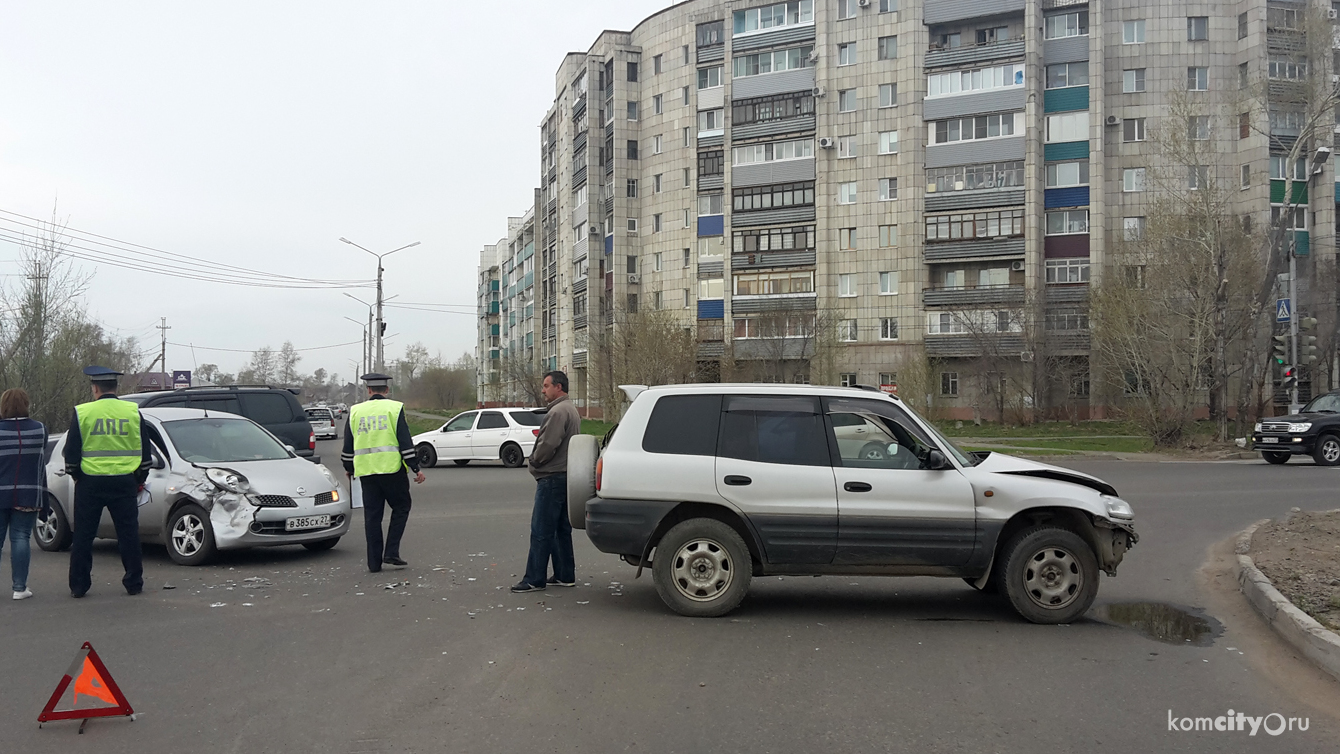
(413, 408), (542, 468)
(566, 384), (1137, 623)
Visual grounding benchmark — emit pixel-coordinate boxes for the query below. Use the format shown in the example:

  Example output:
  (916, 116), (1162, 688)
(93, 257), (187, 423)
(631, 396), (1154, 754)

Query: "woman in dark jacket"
(0, 388), (47, 600)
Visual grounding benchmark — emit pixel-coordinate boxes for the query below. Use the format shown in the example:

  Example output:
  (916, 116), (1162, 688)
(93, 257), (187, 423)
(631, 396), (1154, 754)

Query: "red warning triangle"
(39, 642), (135, 723)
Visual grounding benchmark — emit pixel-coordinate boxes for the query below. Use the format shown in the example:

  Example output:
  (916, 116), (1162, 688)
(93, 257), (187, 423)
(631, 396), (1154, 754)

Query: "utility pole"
(1288, 255), (1300, 413)
(339, 238), (420, 373)
(157, 317), (171, 386)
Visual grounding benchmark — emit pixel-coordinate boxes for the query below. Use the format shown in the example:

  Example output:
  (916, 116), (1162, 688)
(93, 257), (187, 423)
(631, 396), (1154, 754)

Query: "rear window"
(642, 394), (722, 455)
(509, 411), (543, 427)
(305, 409), (333, 421)
(243, 393), (296, 425)
(190, 397), (241, 415)
(718, 395), (828, 467)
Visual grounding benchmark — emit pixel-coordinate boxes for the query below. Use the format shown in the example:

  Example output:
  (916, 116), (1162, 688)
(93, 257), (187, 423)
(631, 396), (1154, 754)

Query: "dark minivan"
(123, 386), (318, 462)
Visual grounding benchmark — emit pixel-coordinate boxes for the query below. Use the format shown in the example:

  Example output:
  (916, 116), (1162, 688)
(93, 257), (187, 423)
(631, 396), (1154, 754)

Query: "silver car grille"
(253, 495), (298, 508)
(1260, 422), (1292, 433)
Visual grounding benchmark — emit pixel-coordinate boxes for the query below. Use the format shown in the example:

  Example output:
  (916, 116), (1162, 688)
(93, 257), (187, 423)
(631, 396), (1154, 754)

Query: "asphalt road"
(2, 440), (1338, 753)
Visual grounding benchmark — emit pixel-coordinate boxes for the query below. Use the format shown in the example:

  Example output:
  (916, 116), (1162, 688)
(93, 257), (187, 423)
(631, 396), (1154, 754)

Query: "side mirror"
(284, 444), (296, 453)
(924, 449), (951, 470)
(151, 453), (167, 470)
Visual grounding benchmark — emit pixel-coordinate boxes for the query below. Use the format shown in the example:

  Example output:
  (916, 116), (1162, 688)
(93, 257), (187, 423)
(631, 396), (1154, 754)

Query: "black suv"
(1250, 391), (1340, 465)
(123, 385), (319, 462)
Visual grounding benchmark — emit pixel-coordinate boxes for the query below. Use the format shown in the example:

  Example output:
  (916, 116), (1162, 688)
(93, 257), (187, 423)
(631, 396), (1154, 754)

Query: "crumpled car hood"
(971, 452), (1118, 497)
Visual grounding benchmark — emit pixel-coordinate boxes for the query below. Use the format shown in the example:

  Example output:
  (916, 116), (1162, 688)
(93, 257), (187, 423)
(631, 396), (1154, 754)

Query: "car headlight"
(205, 467), (249, 494)
(1103, 495), (1134, 520)
(1254, 422), (1263, 433)
(1289, 422), (1312, 433)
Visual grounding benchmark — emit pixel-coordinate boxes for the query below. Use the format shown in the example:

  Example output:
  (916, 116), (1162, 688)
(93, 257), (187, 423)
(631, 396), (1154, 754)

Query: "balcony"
(922, 284), (1025, 307)
(1044, 284), (1089, 304)
(732, 249), (817, 270)
(924, 237), (1025, 263)
(925, 187), (1024, 213)
(731, 293), (817, 313)
(732, 115), (816, 143)
(925, 37), (1025, 70)
(925, 333), (1026, 358)
(925, 0), (1025, 26)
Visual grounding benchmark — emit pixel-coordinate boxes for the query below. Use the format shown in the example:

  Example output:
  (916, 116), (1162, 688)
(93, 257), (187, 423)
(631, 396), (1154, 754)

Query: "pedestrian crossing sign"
(1276, 298), (1292, 323)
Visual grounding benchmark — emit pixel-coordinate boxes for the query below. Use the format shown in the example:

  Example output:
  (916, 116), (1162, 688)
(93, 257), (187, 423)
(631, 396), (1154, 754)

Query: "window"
(839, 320), (858, 341)
(653, 214), (663, 232)
(931, 113), (1018, 144)
(574, 185), (588, 206)
(977, 26), (1008, 45)
(925, 209), (1025, 241)
(698, 66), (723, 89)
(1187, 16), (1208, 41)
(445, 412), (477, 432)
(653, 174), (663, 193)
(940, 372), (959, 396)
(684, 248), (692, 268)
(627, 101), (638, 120)
(878, 131), (899, 154)
(627, 140), (639, 159)
(1124, 265), (1147, 289)
(839, 373), (858, 387)
(879, 271), (898, 295)
(837, 135), (857, 158)
(1045, 210), (1089, 235)
(1240, 112), (1251, 139)
(244, 393), (295, 424)
(731, 138), (814, 165)
(1046, 112), (1089, 142)
(1270, 156), (1307, 180)
(879, 0), (896, 11)
(837, 0), (857, 19)
(731, 46), (813, 78)
(642, 395), (722, 456)
(1122, 118), (1146, 142)
(838, 42), (856, 66)
(573, 221), (588, 244)
(1122, 216), (1145, 240)
(1045, 161), (1089, 188)
(733, 313), (814, 339)
(684, 167), (691, 187)
(838, 273), (856, 297)
(978, 267), (1009, 287)
(1188, 67), (1208, 91)
(732, 1), (815, 36)
(1045, 310), (1089, 331)
(627, 218), (638, 233)
(838, 182), (857, 204)
(878, 83), (897, 108)
(731, 225), (815, 253)
(1272, 206), (1306, 231)
(880, 318), (899, 341)
(1268, 7), (1298, 29)
(1239, 63), (1249, 89)
(1122, 20), (1145, 44)
(684, 288), (690, 307)
(653, 135), (663, 154)
(733, 181), (816, 211)
(1043, 11), (1088, 39)
(652, 290), (662, 310)
(927, 64), (1025, 97)
(1123, 69), (1145, 93)
(653, 54), (662, 75)
(653, 94), (663, 115)
(879, 178), (898, 201)
(627, 178), (638, 198)
(732, 92), (815, 126)
(1269, 109), (1304, 133)
(733, 270), (814, 295)
(878, 224), (898, 247)
(926, 161), (1024, 193)
(878, 36), (897, 60)
(939, 33), (961, 48)
(1045, 258), (1090, 284)
(1123, 168), (1146, 192)
(1241, 164), (1250, 189)
(698, 193), (724, 215)
(698, 109), (724, 134)
(698, 150), (724, 176)
(699, 277), (724, 298)
(1268, 55), (1307, 80)
(838, 89), (857, 112)
(683, 86), (691, 105)
(839, 227), (856, 250)
(1188, 116), (1209, 141)
(1238, 12), (1248, 39)
(627, 61), (638, 82)
(1045, 61), (1088, 89)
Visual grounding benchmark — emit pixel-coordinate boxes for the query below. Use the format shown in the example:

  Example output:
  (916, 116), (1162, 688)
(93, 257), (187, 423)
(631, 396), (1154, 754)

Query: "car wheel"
(1313, 434), (1340, 466)
(35, 496), (73, 552)
(417, 444), (437, 468)
(500, 443), (525, 468)
(652, 519), (753, 618)
(453, 459), (470, 467)
(997, 525), (1099, 624)
(167, 504), (217, 566)
(858, 441), (888, 461)
(566, 435), (599, 530)
(302, 537), (340, 552)
(1262, 451), (1291, 465)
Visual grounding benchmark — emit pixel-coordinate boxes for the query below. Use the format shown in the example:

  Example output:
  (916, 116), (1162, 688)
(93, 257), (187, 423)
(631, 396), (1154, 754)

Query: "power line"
(166, 338), (364, 354)
(383, 304), (474, 315)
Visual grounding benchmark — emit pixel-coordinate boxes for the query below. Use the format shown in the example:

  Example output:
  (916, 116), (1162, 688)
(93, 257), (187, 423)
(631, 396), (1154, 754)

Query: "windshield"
(510, 411), (543, 427)
(1302, 393), (1340, 413)
(162, 418), (292, 463)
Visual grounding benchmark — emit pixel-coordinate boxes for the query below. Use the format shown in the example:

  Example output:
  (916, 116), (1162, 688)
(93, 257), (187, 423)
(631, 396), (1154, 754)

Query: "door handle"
(723, 475), (752, 486)
(844, 481), (872, 493)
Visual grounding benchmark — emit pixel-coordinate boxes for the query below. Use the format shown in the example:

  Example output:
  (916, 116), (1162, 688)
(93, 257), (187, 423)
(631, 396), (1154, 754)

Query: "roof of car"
(636, 383), (902, 400)
(139, 407), (248, 421)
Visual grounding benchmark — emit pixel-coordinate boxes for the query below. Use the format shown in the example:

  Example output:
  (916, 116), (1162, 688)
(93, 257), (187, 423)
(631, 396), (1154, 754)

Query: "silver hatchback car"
(37, 407), (351, 565)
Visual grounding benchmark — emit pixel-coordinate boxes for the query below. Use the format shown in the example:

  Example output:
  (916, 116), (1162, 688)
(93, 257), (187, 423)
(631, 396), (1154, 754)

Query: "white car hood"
(970, 451), (1118, 497)
(200, 457), (337, 496)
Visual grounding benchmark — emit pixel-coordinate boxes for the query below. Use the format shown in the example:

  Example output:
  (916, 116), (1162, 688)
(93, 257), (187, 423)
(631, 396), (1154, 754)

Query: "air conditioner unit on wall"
(627, 274), (641, 284)
(858, 0), (871, 7)
(1105, 115), (1119, 126)
(1011, 260), (1025, 272)
(813, 86), (826, 97)
(1329, 8), (1338, 19)
(808, 50), (820, 62)
(818, 137), (835, 149)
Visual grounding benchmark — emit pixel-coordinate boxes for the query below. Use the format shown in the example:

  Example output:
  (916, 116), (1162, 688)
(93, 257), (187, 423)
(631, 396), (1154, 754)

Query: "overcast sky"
(0, 0), (670, 381)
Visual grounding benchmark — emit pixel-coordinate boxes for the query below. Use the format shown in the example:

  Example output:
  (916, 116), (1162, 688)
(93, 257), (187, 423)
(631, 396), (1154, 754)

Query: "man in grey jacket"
(511, 370), (582, 593)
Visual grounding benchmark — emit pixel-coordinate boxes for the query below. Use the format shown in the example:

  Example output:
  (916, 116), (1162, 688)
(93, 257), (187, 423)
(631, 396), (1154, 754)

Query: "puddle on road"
(1089, 602), (1221, 646)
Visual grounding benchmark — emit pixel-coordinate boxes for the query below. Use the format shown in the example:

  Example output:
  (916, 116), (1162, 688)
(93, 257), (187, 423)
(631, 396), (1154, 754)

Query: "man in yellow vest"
(341, 373), (425, 573)
(63, 366), (152, 598)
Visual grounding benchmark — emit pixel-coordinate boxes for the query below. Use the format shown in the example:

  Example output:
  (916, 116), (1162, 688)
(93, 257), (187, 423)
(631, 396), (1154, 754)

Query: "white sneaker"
(12, 589), (32, 600)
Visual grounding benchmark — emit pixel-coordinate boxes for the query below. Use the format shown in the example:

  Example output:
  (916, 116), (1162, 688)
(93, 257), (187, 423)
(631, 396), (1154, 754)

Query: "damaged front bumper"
(175, 469), (350, 550)
(1093, 516), (1138, 576)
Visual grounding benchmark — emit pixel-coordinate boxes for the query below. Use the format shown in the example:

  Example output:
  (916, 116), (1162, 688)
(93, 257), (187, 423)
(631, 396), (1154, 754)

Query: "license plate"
(1260, 437), (1279, 444)
(285, 515), (331, 531)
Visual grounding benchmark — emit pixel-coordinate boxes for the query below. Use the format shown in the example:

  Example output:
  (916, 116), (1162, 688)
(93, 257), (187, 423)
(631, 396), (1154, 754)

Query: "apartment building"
(484, 0), (1338, 418)
(476, 210), (541, 405)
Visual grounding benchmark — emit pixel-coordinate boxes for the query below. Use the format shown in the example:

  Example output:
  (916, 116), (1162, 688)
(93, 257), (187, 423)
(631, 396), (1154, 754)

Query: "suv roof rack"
(160, 384), (302, 396)
(854, 384), (884, 393)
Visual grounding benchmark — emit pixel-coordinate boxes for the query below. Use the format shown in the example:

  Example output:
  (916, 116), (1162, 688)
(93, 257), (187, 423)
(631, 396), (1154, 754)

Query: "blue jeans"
(522, 474), (575, 587)
(0, 508), (37, 592)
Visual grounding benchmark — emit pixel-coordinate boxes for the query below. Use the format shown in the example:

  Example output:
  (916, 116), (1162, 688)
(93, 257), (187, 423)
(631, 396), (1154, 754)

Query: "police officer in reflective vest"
(63, 366), (152, 598)
(341, 373), (424, 573)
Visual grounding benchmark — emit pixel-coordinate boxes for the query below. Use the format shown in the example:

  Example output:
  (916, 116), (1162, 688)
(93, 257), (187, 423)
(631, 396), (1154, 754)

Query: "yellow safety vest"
(350, 399), (406, 476)
(75, 398), (143, 476)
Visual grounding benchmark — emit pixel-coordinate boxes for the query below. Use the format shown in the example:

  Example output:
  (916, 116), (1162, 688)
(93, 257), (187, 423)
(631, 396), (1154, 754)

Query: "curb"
(1234, 518), (1340, 683)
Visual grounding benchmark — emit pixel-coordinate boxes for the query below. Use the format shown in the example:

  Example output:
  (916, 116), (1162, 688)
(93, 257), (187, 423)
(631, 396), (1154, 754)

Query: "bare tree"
(588, 309), (697, 411)
(277, 341), (301, 385)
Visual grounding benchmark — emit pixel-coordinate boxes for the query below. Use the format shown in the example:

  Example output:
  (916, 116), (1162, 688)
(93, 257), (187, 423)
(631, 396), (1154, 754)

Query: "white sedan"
(413, 408), (542, 468)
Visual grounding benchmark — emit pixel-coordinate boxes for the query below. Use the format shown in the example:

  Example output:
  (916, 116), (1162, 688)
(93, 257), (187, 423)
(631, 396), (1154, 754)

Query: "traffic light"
(380, 321), (388, 336)
(1300, 316), (1319, 331)
(1272, 334), (1289, 365)
(1301, 335), (1319, 364)
(1283, 366), (1299, 390)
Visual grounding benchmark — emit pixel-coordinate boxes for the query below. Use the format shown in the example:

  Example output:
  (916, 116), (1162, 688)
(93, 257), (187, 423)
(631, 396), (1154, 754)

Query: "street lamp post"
(343, 316), (368, 376)
(339, 238), (420, 372)
(344, 291), (398, 376)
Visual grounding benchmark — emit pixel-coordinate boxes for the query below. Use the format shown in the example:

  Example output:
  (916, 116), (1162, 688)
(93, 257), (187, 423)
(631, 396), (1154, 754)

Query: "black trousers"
(69, 474), (143, 595)
(360, 472), (412, 570)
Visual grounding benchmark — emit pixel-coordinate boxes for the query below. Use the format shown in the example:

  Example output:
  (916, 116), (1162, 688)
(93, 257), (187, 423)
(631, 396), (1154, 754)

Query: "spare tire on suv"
(567, 434), (599, 530)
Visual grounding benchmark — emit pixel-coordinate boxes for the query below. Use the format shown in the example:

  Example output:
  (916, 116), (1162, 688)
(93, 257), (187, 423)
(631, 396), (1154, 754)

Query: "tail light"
(309, 432), (316, 451)
(532, 429), (539, 437)
(595, 457), (603, 492)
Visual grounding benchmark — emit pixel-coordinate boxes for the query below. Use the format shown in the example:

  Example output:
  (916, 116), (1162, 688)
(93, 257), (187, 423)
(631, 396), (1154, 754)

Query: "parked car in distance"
(124, 385), (318, 462)
(413, 408), (542, 468)
(1251, 391), (1340, 465)
(305, 407), (338, 440)
(37, 408), (350, 565)
(567, 384), (1138, 624)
